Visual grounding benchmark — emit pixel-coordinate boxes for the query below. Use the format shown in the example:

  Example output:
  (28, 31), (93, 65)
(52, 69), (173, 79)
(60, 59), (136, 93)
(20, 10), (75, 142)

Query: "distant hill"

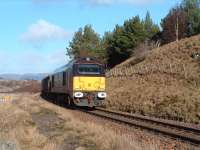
(20, 73), (49, 80)
(0, 73), (48, 81)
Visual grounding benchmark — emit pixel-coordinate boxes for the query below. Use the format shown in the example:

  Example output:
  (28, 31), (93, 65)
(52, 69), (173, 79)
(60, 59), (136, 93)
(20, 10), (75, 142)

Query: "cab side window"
(52, 75), (55, 88)
(63, 71), (66, 86)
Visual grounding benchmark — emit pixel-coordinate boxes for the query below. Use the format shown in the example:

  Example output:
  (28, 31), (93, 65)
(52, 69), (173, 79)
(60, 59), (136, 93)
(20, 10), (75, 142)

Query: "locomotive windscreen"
(77, 64), (101, 75)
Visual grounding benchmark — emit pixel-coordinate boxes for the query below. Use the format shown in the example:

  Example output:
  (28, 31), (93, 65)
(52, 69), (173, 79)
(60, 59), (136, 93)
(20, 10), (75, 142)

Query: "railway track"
(79, 107), (200, 145)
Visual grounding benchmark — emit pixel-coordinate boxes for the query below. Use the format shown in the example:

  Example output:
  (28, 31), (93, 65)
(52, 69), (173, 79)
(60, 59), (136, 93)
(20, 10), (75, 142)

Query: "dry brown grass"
(0, 93), (162, 150)
(106, 35), (200, 124)
(0, 80), (40, 93)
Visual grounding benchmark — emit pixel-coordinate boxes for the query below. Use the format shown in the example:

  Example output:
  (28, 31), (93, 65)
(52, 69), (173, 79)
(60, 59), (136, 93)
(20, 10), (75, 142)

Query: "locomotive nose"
(73, 77), (105, 91)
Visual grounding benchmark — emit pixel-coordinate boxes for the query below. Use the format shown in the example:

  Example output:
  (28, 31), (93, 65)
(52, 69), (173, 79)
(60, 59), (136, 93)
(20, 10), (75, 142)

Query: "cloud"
(20, 19), (70, 45)
(0, 49), (68, 74)
(32, 0), (64, 5)
(18, 49), (68, 73)
(85, 0), (163, 5)
(32, 0), (161, 6)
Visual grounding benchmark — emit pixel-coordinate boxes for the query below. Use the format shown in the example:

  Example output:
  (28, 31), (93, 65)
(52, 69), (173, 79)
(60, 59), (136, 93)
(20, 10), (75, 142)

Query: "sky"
(0, 0), (181, 74)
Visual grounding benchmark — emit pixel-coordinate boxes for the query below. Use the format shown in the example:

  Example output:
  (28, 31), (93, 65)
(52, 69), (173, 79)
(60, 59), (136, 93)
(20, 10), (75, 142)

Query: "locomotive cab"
(72, 58), (106, 107)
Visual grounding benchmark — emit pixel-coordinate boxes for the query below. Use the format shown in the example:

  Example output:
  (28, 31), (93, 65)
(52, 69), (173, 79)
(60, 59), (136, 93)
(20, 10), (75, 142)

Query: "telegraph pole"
(176, 8), (179, 42)
(176, 15), (179, 42)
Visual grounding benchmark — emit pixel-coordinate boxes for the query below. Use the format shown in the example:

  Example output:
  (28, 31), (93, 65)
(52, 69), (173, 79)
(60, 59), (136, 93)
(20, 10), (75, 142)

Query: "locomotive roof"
(53, 60), (74, 73)
(74, 57), (103, 64)
(53, 57), (103, 74)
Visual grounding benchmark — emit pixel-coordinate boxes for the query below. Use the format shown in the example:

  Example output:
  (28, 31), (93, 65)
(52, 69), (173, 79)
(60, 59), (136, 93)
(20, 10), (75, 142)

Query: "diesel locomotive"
(41, 57), (106, 107)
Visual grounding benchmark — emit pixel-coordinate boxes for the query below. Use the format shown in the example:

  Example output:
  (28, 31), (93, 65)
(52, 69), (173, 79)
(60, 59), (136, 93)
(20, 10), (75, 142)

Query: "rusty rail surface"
(79, 107), (200, 145)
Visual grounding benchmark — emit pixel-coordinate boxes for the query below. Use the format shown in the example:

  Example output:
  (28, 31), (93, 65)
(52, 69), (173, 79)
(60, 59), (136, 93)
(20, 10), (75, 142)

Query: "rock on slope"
(106, 35), (200, 124)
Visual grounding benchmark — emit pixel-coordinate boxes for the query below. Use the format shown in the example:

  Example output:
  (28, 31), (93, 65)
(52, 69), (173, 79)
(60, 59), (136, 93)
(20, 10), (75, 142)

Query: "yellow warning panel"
(73, 77), (105, 91)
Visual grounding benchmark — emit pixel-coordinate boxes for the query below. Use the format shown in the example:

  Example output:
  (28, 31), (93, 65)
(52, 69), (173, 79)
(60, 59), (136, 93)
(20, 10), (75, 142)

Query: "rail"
(79, 107), (200, 145)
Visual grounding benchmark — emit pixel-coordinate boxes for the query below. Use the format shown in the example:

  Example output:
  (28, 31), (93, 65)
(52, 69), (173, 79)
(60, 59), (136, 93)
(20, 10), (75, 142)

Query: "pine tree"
(182, 0), (200, 36)
(67, 25), (103, 59)
(144, 11), (160, 39)
(105, 16), (159, 67)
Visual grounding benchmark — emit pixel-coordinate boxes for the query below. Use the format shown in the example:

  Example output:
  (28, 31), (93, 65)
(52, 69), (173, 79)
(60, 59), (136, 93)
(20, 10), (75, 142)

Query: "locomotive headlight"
(97, 92), (107, 99)
(74, 92), (84, 98)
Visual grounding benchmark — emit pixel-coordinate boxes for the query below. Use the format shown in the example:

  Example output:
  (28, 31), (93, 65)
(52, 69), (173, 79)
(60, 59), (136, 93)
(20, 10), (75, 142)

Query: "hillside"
(106, 35), (200, 124)
(0, 80), (41, 93)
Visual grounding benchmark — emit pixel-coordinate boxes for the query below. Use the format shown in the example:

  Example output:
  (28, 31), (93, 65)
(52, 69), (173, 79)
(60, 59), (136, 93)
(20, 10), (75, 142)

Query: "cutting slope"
(106, 35), (200, 124)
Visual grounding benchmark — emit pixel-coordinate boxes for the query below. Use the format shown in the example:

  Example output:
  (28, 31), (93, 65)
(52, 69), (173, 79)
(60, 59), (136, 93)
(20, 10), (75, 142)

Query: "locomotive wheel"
(67, 95), (74, 106)
(70, 97), (75, 106)
(67, 96), (70, 106)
